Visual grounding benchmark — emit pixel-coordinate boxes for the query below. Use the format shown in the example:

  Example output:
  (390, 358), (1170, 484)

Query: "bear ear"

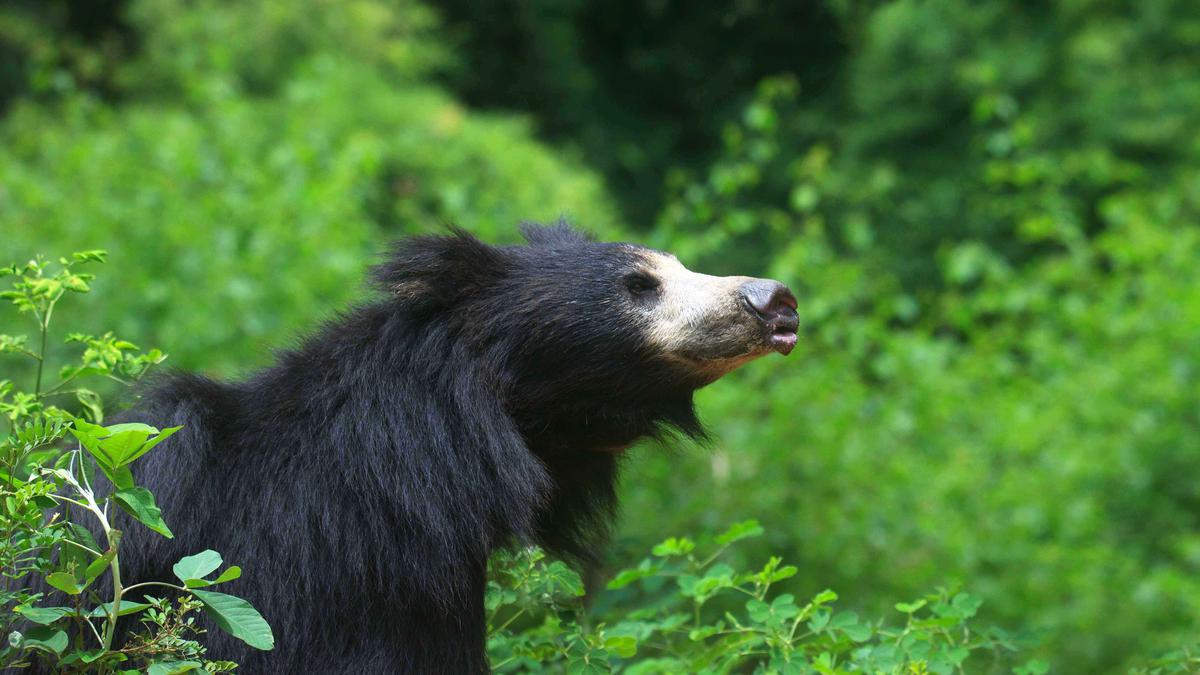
(372, 227), (507, 307)
(520, 219), (593, 247)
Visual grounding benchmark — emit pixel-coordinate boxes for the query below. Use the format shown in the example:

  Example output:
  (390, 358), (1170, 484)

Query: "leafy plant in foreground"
(488, 521), (1031, 674)
(0, 252), (272, 672)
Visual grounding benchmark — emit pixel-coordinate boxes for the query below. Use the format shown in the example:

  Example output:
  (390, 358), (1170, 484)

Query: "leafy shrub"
(488, 521), (1026, 674)
(627, 81), (1200, 671)
(0, 252), (272, 672)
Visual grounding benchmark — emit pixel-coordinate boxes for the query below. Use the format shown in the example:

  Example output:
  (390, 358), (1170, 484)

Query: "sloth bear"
(119, 223), (798, 672)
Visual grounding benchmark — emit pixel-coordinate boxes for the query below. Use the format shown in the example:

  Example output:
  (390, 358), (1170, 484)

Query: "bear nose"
(740, 279), (798, 326)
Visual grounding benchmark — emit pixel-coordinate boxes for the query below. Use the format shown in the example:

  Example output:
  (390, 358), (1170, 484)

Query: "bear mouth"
(768, 327), (798, 355)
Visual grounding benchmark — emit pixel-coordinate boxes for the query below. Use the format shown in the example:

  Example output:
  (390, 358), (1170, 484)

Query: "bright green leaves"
(15, 626), (69, 656)
(60, 332), (167, 388)
(173, 550), (224, 585)
(71, 420), (180, 487)
(651, 537), (695, 557)
(45, 572), (84, 595)
(169, 551), (268, 650)
(15, 606), (72, 625)
(173, 550), (242, 589)
(488, 527), (1011, 674)
(605, 558), (662, 590)
(714, 519), (764, 546)
(0, 253), (102, 316)
(0, 249), (257, 673)
(113, 487), (173, 538)
(146, 661), (204, 675)
(191, 590), (274, 651)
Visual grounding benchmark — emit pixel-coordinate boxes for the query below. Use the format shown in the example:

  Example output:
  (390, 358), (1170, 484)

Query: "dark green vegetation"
(2, 1), (1199, 672)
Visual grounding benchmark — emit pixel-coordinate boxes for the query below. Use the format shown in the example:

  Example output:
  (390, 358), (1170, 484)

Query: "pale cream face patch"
(631, 251), (774, 378)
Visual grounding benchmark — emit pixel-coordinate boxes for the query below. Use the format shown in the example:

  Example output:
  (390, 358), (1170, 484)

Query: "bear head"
(372, 222), (798, 453)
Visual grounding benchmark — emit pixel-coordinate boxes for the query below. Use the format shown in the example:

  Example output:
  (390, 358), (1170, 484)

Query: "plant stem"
(121, 581), (188, 596)
(492, 608), (527, 634)
(33, 313), (47, 397)
(32, 292), (60, 398)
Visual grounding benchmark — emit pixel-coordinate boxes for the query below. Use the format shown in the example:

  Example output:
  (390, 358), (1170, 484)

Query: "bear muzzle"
(739, 279), (799, 356)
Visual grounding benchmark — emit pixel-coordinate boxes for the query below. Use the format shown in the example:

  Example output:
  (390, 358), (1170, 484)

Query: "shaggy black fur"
(106, 224), (715, 672)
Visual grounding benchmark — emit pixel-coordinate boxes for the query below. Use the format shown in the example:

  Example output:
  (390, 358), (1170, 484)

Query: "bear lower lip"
(769, 331), (797, 355)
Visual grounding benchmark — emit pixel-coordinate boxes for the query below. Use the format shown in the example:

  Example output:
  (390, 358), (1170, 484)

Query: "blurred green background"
(2, 1), (1198, 671)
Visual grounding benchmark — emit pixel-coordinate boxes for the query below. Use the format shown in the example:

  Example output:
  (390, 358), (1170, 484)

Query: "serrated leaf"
(193, 590), (274, 650)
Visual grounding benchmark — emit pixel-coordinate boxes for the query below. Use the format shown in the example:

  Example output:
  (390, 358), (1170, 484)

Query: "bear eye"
(624, 273), (660, 298)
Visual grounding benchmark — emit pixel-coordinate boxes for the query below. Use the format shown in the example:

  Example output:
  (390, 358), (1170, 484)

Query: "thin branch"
(59, 538), (103, 558)
(121, 581), (188, 596)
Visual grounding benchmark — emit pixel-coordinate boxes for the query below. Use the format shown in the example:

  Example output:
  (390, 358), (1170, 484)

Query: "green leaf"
(99, 429), (151, 465)
(102, 422), (160, 435)
(540, 561), (585, 597)
(606, 559), (661, 590)
(71, 426), (113, 469)
(85, 540), (120, 582)
(113, 487), (173, 538)
(747, 599), (771, 623)
(75, 388), (104, 423)
(15, 606), (72, 625)
(651, 537), (695, 557)
(71, 250), (108, 263)
(186, 566), (241, 589)
(108, 465), (135, 490)
(45, 572), (82, 595)
(193, 590), (274, 650)
(714, 519), (764, 545)
(951, 592), (983, 619)
(124, 425), (181, 464)
(147, 660), (203, 675)
(844, 622), (873, 642)
(604, 635), (638, 658)
(22, 626), (68, 655)
(812, 589), (838, 605)
(88, 601), (153, 618)
(173, 550), (223, 585)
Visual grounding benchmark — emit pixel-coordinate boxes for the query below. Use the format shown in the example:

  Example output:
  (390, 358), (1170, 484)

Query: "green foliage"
(4, 1), (1200, 672)
(0, 252), (271, 672)
(488, 522), (1021, 673)
(0, 0), (617, 375)
(628, 83), (1200, 671)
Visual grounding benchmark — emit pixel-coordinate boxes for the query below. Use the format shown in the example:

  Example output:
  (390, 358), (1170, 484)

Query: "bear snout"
(739, 279), (799, 355)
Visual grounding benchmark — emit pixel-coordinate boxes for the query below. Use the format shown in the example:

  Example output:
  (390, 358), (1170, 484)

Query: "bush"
(624, 84), (1200, 671)
(488, 522), (1025, 674)
(0, 252), (272, 672)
